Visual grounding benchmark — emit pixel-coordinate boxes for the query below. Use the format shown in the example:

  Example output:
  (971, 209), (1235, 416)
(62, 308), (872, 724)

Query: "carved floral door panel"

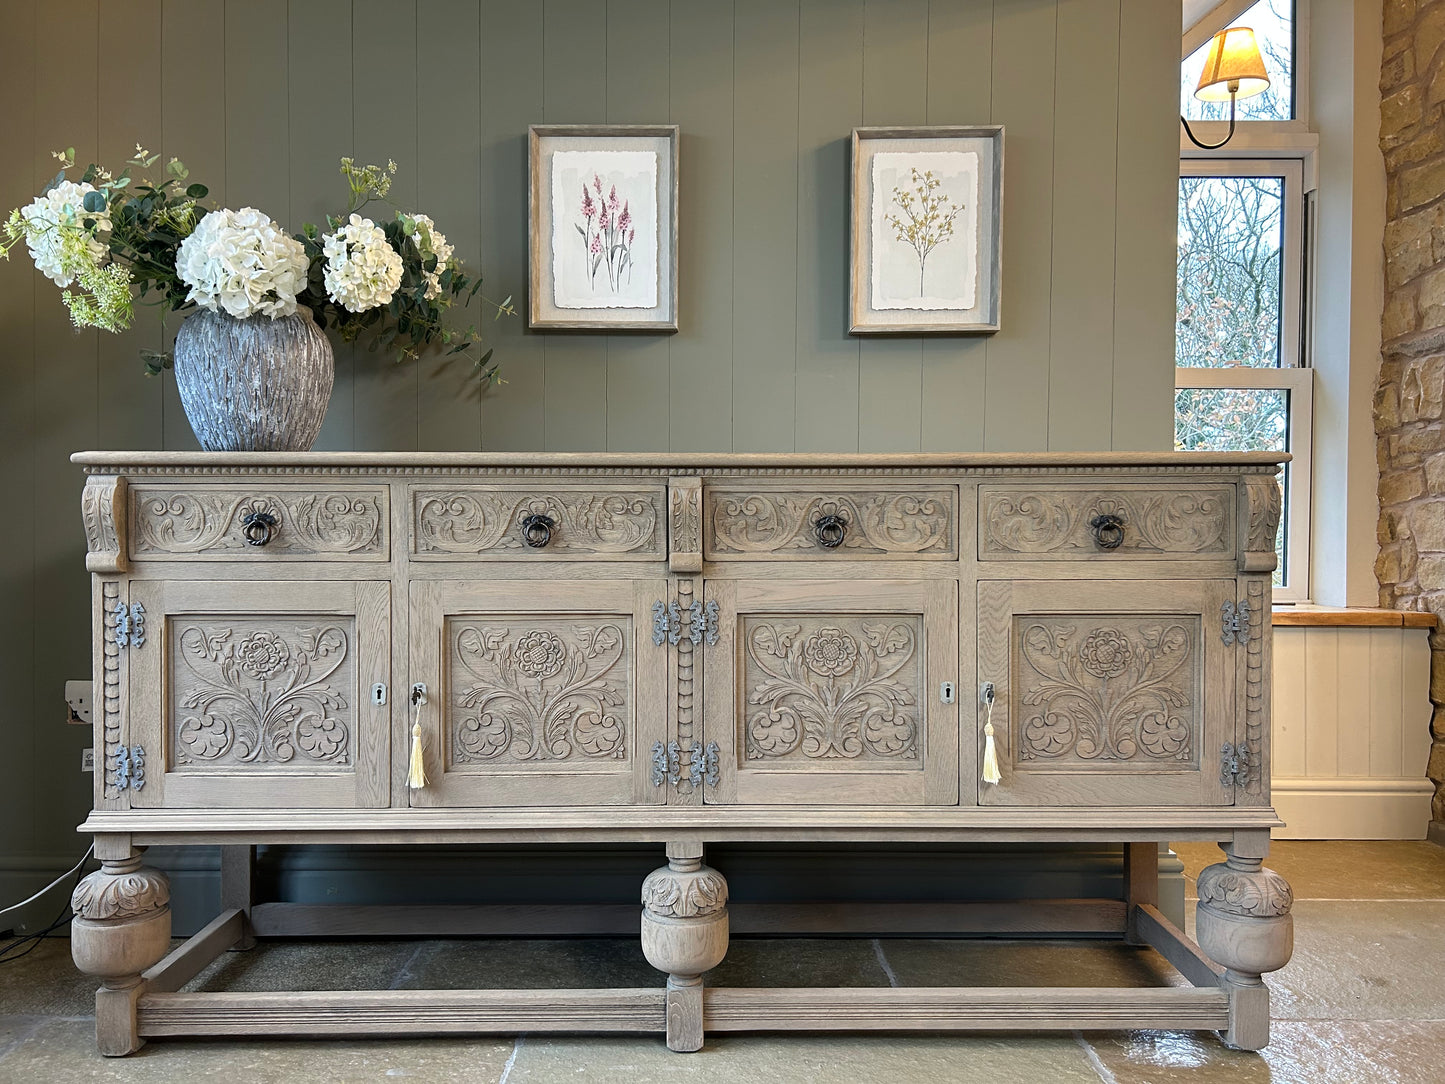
(128, 580), (392, 809)
(703, 579), (959, 805)
(409, 579), (668, 807)
(976, 579), (1237, 807)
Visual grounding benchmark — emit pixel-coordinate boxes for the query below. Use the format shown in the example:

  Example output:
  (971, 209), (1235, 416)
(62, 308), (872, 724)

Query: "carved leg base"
(70, 853), (172, 1056)
(641, 843), (728, 1053)
(1194, 846), (1293, 1052)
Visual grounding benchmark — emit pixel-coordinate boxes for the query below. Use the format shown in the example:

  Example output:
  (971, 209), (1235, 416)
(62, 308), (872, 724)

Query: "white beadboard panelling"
(1271, 625), (1434, 839)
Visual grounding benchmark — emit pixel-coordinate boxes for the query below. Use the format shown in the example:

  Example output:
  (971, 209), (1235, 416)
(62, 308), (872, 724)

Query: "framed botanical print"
(528, 124), (679, 331)
(850, 126), (1004, 334)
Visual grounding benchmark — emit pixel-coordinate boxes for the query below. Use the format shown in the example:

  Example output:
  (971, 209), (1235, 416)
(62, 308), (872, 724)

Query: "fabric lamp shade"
(1194, 27), (1271, 102)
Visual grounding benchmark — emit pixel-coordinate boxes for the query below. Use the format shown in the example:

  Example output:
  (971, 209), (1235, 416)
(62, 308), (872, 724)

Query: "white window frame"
(1175, 158), (1314, 602)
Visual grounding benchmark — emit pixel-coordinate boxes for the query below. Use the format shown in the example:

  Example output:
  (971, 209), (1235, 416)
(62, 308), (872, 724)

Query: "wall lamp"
(1181, 26), (1271, 150)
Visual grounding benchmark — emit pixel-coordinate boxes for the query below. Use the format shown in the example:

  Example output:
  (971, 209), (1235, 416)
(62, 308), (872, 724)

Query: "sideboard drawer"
(410, 484), (666, 560)
(704, 485), (957, 560)
(130, 485), (389, 560)
(978, 483), (1236, 561)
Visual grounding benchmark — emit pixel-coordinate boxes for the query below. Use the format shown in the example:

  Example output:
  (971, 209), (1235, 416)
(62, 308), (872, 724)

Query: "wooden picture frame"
(528, 124), (679, 331)
(850, 125), (1004, 335)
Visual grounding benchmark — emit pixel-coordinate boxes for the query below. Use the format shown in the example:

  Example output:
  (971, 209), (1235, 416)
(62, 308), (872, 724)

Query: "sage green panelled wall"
(0, 0), (1178, 869)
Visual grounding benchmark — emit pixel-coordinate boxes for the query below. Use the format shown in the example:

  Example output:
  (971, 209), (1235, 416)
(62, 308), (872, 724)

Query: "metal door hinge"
(114, 744), (146, 791)
(686, 740), (721, 788)
(1220, 741), (1254, 789)
(650, 741), (669, 787)
(653, 740), (719, 788)
(1221, 601), (1251, 646)
(112, 602), (146, 650)
(653, 599), (720, 647)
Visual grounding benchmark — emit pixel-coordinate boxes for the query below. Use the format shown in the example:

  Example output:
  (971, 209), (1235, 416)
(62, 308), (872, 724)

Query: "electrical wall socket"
(81, 748), (95, 772)
(65, 680), (93, 725)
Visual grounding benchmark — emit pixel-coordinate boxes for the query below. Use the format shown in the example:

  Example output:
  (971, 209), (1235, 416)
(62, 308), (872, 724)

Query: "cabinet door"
(409, 579), (668, 807)
(129, 580), (392, 809)
(976, 579), (1237, 807)
(704, 579), (958, 805)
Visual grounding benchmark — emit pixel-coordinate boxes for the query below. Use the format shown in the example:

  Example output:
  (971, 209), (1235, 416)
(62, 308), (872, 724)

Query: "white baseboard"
(1272, 778), (1434, 840)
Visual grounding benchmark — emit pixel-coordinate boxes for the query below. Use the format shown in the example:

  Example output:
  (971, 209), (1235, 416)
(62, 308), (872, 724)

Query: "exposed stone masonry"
(1377, 0), (1445, 831)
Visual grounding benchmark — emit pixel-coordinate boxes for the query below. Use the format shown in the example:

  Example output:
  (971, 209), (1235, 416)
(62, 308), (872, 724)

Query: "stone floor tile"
(398, 937), (659, 990)
(1267, 900), (1445, 1021)
(0, 1015), (48, 1060)
(0, 1018), (515, 1084)
(185, 938), (422, 993)
(1172, 841), (1445, 901)
(1084, 1019), (1445, 1084)
(0, 938), (97, 1016)
(508, 1033), (1103, 1084)
(704, 937), (891, 988)
(880, 938), (1185, 989)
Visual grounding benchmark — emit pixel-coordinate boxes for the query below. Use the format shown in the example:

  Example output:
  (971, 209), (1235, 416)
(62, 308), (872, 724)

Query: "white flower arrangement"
(176, 207), (309, 319)
(322, 213), (404, 312)
(408, 214), (453, 300)
(18, 180), (111, 288)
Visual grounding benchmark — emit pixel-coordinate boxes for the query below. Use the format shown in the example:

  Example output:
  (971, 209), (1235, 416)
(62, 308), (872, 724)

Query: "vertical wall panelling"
(1110, 0), (1177, 451)
(1047, 0), (1119, 451)
(224, 1), (290, 216)
(417, 0), (484, 449)
(351, 0), (421, 451)
(289, 0), (356, 451)
(858, 0), (928, 453)
(160, 0), (226, 451)
(96, 0), (165, 451)
(31, 0), (101, 858)
(0, 0), (38, 867)
(1401, 629), (1434, 780)
(982, 0), (1056, 451)
(1369, 628), (1406, 778)
(605, 0), (673, 451)
(479, 0), (546, 451)
(541, 0), (611, 451)
(920, 0), (992, 452)
(1303, 627), (1341, 778)
(731, 0), (800, 452)
(667, 0), (734, 450)
(1334, 627), (1373, 777)
(793, 0), (864, 454)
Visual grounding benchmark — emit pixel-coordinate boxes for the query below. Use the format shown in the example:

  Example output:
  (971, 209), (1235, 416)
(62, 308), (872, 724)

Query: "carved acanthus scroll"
(743, 617), (921, 765)
(981, 487), (1232, 558)
(669, 476), (703, 572)
(450, 620), (632, 763)
(1239, 475), (1283, 572)
(83, 475), (128, 573)
(132, 488), (385, 557)
(1014, 617), (1199, 765)
(708, 489), (955, 557)
(414, 488), (662, 557)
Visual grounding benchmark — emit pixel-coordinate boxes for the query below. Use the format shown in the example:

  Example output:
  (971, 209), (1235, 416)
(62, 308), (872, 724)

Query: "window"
(1181, 0), (1296, 122)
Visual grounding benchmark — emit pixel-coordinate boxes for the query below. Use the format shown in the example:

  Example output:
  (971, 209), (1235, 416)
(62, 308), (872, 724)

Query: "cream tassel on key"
(407, 684), (428, 790)
(981, 682), (1001, 785)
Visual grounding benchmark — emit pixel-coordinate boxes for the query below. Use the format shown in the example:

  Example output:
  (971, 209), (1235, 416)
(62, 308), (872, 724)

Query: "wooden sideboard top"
(73, 450), (1289, 473)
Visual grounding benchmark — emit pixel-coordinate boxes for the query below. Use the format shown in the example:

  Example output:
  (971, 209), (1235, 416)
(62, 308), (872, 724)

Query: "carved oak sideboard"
(70, 451), (1293, 1056)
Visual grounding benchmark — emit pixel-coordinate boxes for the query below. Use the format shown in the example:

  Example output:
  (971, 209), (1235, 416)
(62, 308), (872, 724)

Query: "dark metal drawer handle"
(241, 511), (279, 547)
(520, 513), (556, 549)
(813, 514), (847, 549)
(1088, 513), (1126, 550)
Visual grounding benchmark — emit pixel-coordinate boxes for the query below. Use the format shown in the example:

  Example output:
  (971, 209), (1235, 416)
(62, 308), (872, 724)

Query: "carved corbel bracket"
(1238, 474), (1282, 573)
(669, 476), (703, 573)
(82, 475), (128, 573)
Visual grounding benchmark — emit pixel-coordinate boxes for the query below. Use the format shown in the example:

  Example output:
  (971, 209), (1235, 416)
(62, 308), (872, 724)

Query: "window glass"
(1176, 175), (1285, 368)
(1181, 0), (1294, 121)
(1175, 386), (1289, 582)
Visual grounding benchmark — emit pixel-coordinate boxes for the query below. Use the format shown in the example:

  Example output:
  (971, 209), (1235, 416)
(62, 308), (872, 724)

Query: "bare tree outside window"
(1181, 0), (1294, 122)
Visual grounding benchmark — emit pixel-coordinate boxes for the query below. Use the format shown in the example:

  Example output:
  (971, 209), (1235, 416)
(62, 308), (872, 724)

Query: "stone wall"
(1377, 0), (1445, 834)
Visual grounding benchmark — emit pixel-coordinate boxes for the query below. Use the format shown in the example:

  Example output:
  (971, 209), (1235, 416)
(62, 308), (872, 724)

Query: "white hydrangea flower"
(323, 213), (403, 312)
(408, 213), (453, 300)
(20, 180), (111, 287)
(175, 207), (308, 319)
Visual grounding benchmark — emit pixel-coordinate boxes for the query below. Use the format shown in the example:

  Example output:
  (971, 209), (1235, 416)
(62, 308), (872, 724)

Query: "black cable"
(0, 858), (90, 965)
(1180, 92), (1240, 151)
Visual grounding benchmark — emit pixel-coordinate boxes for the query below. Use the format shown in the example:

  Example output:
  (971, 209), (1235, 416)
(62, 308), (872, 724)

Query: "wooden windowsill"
(1271, 606), (1437, 629)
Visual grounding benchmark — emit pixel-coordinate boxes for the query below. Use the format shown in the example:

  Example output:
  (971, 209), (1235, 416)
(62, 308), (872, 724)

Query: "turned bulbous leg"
(1194, 846), (1293, 1051)
(70, 851), (171, 1056)
(641, 843), (728, 1053)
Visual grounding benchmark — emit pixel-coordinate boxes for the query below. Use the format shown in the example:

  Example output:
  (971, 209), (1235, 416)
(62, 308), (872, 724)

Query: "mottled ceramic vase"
(172, 307), (334, 451)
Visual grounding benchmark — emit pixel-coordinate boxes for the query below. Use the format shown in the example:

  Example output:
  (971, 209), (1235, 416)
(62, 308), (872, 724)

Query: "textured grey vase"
(173, 307), (334, 451)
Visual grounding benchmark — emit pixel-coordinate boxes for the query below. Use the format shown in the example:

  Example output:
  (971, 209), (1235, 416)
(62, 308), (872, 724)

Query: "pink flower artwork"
(574, 176), (637, 293)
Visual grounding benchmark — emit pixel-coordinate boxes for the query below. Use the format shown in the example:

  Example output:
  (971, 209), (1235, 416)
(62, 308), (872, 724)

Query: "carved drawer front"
(410, 485), (666, 560)
(409, 579), (668, 807)
(702, 579), (959, 805)
(976, 579), (1238, 808)
(126, 579), (392, 809)
(704, 485), (958, 560)
(129, 485), (388, 561)
(978, 484), (1235, 561)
